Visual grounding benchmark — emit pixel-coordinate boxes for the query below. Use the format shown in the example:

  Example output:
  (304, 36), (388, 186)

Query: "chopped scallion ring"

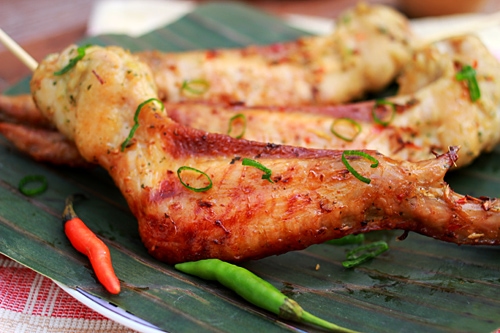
(177, 166), (213, 192)
(342, 241), (389, 268)
(456, 65), (481, 102)
(181, 79), (210, 95)
(242, 158), (274, 183)
(326, 234), (365, 245)
(341, 150), (379, 184)
(54, 45), (91, 76)
(227, 113), (247, 139)
(121, 98), (164, 151)
(371, 99), (395, 126)
(330, 118), (362, 142)
(18, 175), (48, 196)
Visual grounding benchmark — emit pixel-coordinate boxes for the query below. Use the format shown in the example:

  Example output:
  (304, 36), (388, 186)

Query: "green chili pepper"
(121, 98), (164, 151)
(326, 234), (365, 245)
(175, 259), (359, 333)
(342, 241), (389, 268)
(54, 45), (91, 76)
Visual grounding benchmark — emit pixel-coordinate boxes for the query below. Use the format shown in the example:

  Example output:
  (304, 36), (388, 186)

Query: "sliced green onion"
(54, 45), (91, 76)
(181, 79), (210, 95)
(456, 65), (481, 102)
(326, 234), (365, 245)
(342, 241), (389, 268)
(227, 113), (247, 139)
(121, 98), (164, 151)
(330, 118), (362, 142)
(242, 158), (274, 183)
(341, 150), (379, 184)
(18, 175), (48, 196)
(371, 99), (396, 126)
(177, 166), (213, 192)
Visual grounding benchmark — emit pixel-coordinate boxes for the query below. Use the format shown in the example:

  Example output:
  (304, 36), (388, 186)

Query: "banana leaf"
(1, 3), (499, 332)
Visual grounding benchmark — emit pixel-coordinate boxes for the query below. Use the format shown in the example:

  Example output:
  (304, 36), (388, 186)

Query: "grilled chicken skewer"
(29, 44), (500, 264)
(4, 35), (500, 169)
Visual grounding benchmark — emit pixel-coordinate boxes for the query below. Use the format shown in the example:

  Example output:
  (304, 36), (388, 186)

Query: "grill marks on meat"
(29, 45), (500, 264)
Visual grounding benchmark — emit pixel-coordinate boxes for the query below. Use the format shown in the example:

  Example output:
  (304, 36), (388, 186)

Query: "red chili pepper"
(62, 194), (121, 294)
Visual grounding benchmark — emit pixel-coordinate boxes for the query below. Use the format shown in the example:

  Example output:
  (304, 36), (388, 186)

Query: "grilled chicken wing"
(30, 44), (500, 264)
(5, 35), (500, 169)
(0, 94), (53, 128)
(138, 3), (415, 106)
(166, 32), (500, 169)
(0, 122), (89, 167)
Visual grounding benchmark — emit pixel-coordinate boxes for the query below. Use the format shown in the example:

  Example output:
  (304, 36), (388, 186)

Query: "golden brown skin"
(393, 36), (500, 167)
(165, 27), (500, 171)
(0, 122), (90, 167)
(139, 3), (415, 106)
(0, 94), (53, 128)
(30, 45), (500, 264)
(4, 35), (500, 169)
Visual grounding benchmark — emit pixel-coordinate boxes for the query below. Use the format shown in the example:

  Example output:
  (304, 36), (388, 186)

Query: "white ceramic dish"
(55, 281), (164, 333)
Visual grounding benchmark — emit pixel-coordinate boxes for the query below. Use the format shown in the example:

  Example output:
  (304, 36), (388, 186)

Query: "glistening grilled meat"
(138, 3), (415, 106)
(4, 35), (500, 169)
(30, 45), (500, 264)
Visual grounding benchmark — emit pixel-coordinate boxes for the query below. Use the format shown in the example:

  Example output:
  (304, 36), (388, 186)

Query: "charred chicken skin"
(29, 44), (500, 264)
(3, 35), (500, 169)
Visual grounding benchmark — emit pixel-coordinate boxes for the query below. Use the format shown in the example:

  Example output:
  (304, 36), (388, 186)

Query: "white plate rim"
(55, 280), (165, 333)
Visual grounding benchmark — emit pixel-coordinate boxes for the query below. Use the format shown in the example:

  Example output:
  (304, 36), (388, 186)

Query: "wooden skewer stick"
(421, 10), (500, 45)
(0, 28), (38, 71)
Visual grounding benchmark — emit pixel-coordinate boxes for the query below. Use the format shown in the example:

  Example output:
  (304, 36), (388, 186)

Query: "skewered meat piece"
(138, 3), (415, 106)
(30, 44), (500, 264)
(4, 35), (500, 169)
